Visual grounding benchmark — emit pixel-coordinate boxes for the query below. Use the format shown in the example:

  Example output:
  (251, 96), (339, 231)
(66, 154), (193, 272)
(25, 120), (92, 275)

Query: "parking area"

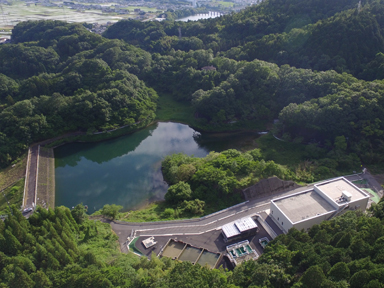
(132, 218), (273, 269)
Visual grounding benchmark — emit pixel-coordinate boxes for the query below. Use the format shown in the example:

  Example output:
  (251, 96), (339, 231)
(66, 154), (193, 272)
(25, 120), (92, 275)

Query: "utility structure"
(269, 177), (370, 233)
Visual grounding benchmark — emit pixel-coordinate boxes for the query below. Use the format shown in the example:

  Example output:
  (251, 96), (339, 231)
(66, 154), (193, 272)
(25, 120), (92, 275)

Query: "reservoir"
(55, 122), (258, 212)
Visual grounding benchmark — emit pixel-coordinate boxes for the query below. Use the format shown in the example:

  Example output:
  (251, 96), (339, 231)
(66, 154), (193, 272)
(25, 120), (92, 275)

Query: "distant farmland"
(0, 1), (157, 29)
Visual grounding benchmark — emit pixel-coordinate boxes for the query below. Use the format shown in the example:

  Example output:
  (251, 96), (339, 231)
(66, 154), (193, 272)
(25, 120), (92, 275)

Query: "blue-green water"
(55, 122), (258, 212)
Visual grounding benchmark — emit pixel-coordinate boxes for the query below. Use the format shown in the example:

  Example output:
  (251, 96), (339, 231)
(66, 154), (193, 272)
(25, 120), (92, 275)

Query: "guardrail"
(113, 200), (250, 226)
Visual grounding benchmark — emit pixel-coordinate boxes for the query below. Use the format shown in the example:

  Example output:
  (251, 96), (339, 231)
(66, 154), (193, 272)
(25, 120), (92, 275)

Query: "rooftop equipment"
(342, 191), (352, 202)
(142, 236), (157, 249)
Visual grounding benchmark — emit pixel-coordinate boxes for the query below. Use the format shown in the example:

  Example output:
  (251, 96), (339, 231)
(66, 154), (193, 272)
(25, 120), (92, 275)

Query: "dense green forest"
(2, 0), (384, 286)
(4, 0), (384, 168)
(0, 22), (157, 167)
(1, 202), (384, 287)
(102, 0), (384, 167)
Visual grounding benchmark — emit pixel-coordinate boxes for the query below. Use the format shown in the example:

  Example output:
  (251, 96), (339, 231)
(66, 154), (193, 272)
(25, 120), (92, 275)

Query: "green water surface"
(55, 122), (259, 212)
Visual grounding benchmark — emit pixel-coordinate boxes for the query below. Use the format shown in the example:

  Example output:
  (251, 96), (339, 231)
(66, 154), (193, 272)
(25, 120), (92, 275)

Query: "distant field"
(217, 1), (234, 7)
(121, 6), (158, 12)
(0, 1), (160, 28)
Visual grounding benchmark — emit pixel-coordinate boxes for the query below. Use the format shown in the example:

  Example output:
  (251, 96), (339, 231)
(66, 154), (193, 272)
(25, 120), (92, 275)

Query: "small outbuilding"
(201, 65), (216, 71)
(222, 217), (258, 242)
(142, 236), (157, 249)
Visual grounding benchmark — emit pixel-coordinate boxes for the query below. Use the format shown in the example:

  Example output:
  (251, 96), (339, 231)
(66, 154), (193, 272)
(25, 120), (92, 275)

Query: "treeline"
(104, 0), (361, 54)
(2, 201), (384, 287)
(98, 0), (384, 167)
(162, 149), (310, 214)
(0, 205), (128, 287)
(103, 0), (384, 79)
(187, 59), (384, 165)
(0, 204), (235, 287)
(0, 21), (157, 167)
(222, 2), (384, 79)
(277, 81), (384, 164)
(103, 0), (384, 80)
(4, 18), (384, 169)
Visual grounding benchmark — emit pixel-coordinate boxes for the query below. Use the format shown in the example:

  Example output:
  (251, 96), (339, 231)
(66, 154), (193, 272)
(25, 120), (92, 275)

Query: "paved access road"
(25, 145), (39, 208)
(110, 184), (313, 245)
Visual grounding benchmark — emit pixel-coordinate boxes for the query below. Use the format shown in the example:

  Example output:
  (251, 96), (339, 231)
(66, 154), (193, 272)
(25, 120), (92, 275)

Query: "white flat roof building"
(222, 217), (258, 242)
(270, 177), (370, 233)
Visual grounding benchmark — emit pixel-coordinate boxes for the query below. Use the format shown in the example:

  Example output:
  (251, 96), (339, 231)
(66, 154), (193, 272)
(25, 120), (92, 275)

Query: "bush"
(163, 208), (174, 218)
(164, 182), (192, 204)
(100, 204), (123, 220)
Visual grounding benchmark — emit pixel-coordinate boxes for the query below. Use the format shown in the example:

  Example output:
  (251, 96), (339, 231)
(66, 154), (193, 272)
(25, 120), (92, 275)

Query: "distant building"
(221, 217), (259, 242)
(134, 8), (141, 12)
(0, 38), (9, 44)
(201, 65), (216, 71)
(270, 177), (370, 233)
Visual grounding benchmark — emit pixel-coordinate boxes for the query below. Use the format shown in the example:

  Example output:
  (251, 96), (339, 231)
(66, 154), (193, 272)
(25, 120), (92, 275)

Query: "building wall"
(293, 211), (334, 232)
(270, 201), (293, 233)
(347, 197), (369, 212)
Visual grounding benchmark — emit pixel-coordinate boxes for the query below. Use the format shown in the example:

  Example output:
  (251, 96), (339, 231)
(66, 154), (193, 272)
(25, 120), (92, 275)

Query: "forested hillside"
(103, 0), (361, 54)
(104, 0), (383, 78)
(103, 0), (384, 167)
(0, 21), (157, 167)
(2, 0), (384, 287)
(3, 0), (384, 169)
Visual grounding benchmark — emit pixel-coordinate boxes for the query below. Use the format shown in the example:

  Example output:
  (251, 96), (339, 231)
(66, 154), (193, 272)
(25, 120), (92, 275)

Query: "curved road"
(110, 173), (374, 247)
(110, 184), (314, 244)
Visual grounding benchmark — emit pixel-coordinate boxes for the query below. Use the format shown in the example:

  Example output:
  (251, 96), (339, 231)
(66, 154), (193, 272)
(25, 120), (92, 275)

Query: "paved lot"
(134, 218), (271, 268)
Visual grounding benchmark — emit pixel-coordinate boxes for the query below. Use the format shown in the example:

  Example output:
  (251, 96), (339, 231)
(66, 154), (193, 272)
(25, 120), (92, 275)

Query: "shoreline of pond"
(31, 117), (266, 151)
(54, 122), (264, 212)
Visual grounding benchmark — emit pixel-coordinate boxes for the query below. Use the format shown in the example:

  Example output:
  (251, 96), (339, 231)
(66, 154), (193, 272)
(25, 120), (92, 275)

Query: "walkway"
(23, 145), (39, 209)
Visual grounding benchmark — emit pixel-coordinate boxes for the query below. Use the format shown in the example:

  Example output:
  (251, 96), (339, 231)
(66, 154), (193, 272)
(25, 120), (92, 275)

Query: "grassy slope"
(0, 154), (27, 190)
(0, 178), (25, 215)
(255, 133), (307, 167)
(155, 93), (197, 124)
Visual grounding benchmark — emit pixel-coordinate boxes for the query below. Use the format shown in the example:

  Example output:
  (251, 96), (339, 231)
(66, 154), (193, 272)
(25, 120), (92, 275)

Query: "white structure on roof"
(270, 177), (370, 233)
(222, 217), (258, 242)
(142, 236), (157, 249)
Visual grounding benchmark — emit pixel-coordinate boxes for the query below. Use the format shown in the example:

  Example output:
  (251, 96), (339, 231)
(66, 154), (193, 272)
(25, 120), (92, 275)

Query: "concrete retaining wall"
(243, 177), (301, 201)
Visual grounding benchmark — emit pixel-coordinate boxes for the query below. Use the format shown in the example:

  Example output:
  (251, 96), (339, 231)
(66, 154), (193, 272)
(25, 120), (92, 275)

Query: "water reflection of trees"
(193, 130), (260, 152)
(55, 126), (153, 167)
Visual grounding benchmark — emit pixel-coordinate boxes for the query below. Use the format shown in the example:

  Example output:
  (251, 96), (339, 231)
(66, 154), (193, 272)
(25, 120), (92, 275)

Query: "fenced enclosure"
(36, 147), (55, 209)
